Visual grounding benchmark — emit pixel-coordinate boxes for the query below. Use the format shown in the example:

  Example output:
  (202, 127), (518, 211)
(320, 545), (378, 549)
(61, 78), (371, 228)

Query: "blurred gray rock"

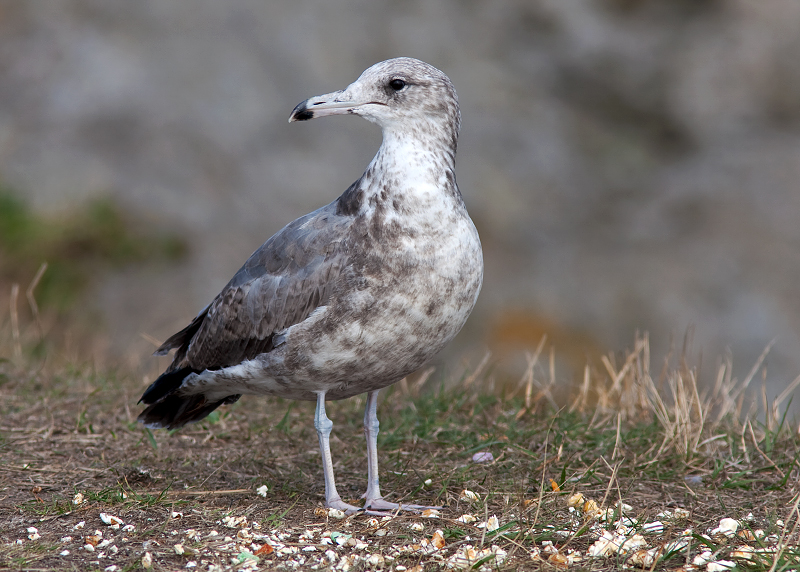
(2, 0), (799, 398)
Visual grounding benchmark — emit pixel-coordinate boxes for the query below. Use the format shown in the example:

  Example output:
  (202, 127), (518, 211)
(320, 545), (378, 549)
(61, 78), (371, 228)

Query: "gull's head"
(289, 57), (460, 136)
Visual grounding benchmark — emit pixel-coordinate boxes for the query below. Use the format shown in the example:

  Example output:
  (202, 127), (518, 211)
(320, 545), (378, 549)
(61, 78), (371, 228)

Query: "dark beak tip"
(289, 102), (313, 122)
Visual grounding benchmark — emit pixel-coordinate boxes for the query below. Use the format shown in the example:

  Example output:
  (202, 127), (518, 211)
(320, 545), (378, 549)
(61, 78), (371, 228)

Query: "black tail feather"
(138, 394), (241, 429)
(139, 367), (198, 405)
(138, 366), (241, 429)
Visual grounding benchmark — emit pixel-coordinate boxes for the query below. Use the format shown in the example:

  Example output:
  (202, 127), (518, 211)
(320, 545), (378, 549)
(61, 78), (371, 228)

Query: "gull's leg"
(314, 391), (362, 514)
(362, 389), (442, 512)
(363, 389), (384, 504)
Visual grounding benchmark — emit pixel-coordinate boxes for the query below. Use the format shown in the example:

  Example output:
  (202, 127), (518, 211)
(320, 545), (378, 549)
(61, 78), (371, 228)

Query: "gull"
(138, 57), (483, 514)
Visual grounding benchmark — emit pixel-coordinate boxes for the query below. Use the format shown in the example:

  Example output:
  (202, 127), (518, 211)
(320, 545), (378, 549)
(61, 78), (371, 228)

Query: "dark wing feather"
(153, 305), (210, 356)
(160, 201), (352, 373)
(139, 393), (241, 429)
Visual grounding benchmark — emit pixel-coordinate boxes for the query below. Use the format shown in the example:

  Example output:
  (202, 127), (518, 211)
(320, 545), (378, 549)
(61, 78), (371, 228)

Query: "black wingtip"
(289, 101), (313, 122)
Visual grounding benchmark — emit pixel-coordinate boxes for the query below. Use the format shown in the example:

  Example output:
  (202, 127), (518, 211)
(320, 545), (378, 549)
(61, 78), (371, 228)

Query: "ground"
(1, 338), (799, 571)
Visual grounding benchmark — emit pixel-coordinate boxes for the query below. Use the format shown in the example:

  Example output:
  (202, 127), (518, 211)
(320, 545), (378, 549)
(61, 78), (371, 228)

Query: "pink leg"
(314, 392), (362, 514)
(362, 390), (442, 513)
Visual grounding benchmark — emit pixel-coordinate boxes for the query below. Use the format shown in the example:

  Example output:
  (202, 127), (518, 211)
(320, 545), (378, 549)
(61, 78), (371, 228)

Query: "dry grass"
(1, 293), (799, 571)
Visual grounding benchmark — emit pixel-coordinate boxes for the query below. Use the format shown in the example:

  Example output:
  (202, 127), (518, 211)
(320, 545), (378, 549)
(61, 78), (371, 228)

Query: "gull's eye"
(389, 79), (406, 91)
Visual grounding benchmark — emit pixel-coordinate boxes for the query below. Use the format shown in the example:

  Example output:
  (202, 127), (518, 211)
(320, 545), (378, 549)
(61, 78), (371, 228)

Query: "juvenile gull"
(138, 57), (483, 514)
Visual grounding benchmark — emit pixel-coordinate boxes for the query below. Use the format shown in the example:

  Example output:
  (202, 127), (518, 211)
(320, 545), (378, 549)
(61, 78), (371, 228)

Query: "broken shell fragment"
(567, 493), (585, 508)
(431, 530), (445, 549)
(100, 513), (124, 527)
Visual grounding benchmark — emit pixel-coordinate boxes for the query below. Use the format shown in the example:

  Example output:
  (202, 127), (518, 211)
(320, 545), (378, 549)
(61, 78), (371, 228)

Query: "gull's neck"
(366, 122), (458, 190)
(335, 117), (463, 218)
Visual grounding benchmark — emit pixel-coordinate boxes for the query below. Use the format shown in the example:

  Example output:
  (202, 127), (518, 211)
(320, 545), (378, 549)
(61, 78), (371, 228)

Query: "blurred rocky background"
(1, 0), (799, 400)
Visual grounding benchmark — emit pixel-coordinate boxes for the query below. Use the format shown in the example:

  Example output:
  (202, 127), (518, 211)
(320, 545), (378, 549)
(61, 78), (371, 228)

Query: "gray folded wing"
(156, 201), (352, 372)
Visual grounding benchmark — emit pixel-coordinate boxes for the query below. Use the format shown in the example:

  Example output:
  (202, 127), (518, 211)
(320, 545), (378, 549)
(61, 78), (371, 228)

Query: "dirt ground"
(1, 359), (798, 571)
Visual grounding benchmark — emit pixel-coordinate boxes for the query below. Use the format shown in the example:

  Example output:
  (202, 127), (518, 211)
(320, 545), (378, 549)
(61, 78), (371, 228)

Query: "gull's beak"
(289, 90), (363, 122)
